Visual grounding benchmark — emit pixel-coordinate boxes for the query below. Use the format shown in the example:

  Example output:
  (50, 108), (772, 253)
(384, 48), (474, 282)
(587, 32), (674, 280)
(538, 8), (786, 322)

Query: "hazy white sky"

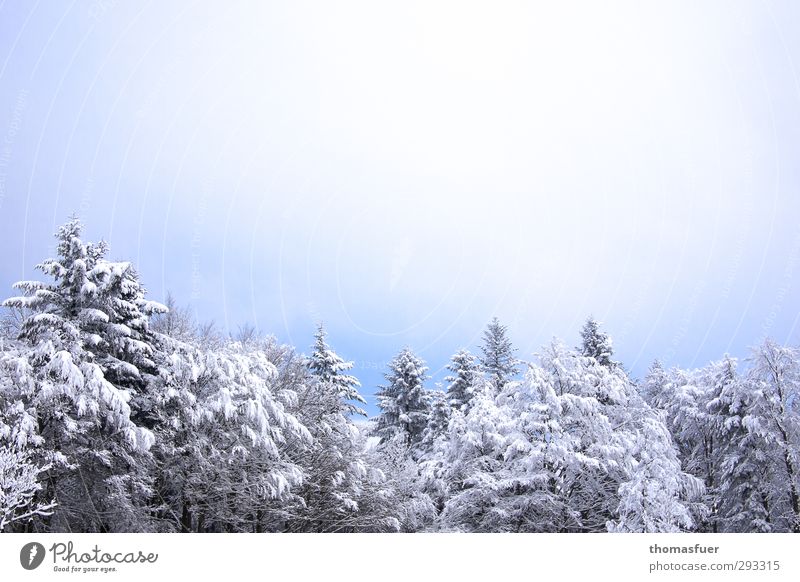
(1, 1), (799, 411)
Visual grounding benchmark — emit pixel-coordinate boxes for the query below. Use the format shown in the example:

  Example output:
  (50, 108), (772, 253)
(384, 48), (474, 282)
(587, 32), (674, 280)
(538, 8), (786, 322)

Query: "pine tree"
(695, 355), (738, 532)
(608, 413), (701, 532)
(178, 339), (310, 532)
(279, 327), (381, 531)
(639, 364), (715, 529)
(744, 341), (800, 532)
(148, 335), (314, 533)
(705, 356), (772, 532)
(580, 317), (617, 367)
(445, 349), (480, 412)
(497, 364), (576, 532)
(307, 323), (366, 416)
(375, 347), (431, 449)
(537, 339), (627, 530)
(2, 218), (158, 531)
(420, 390), (450, 453)
(641, 359), (668, 405)
(479, 317), (519, 392)
(539, 339), (698, 531)
(436, 381), (513, 532)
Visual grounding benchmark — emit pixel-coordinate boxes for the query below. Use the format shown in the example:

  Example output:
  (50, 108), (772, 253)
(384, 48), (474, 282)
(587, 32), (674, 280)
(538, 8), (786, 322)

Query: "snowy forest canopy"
(1, 219), (798, 533)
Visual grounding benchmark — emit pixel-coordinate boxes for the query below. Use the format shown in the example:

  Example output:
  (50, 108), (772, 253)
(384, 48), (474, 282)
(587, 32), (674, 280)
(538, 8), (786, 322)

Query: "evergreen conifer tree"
(479, 318), (519, 392)
(375, 348), (431, 449)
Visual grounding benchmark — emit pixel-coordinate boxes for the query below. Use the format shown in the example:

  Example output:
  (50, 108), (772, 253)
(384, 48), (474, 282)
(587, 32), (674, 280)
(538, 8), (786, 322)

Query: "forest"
(1, 219), (798, 533)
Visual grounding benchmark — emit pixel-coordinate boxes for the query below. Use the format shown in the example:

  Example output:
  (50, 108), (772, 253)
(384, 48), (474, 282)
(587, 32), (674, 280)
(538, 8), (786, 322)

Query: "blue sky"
(1, 1), (800, 414)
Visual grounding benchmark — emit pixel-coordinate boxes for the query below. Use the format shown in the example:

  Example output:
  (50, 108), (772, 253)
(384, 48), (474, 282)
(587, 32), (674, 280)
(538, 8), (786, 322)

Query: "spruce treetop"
(580, 316), (617, 368)
(479, 317), (519, 391)
(307, 323), (366, 416)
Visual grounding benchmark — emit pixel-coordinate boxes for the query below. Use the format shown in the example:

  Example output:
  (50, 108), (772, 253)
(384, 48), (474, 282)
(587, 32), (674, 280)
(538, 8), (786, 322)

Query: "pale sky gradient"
(1, 1), (800, 413)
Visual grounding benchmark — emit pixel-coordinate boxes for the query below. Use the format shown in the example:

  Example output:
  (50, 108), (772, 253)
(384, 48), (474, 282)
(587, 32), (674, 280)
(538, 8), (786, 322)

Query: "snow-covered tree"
(518, 340), (698, 532)
(580, 317), (617, 368)
(2, 219), (158, 531)
(150, 291), (196, 342)
(479, 317), (519, 392)
(0, 307), (26, 340)
(445, 349), (480, 411)
(641, 359), (668, 404)
(743, 341), (800, 532)
(279, 330), (384, 532)
(0, 339), (54, 532)
(691, 355), (740, 532)
(367, 433), (436, 532)
(496, 364), (577, 532)
(535, 340), (629, 530)
(653, 361), (741, 531)
(307, 323), (366, 416)
(704, 356), (772, 532)
(434, 382), (513, 532)
(608, 413), (701, 533)
(0, 444), (56, 531)
(420, 390), (450, 454)
(374, 348), (431, 449)
(159, 339), (313, 533)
